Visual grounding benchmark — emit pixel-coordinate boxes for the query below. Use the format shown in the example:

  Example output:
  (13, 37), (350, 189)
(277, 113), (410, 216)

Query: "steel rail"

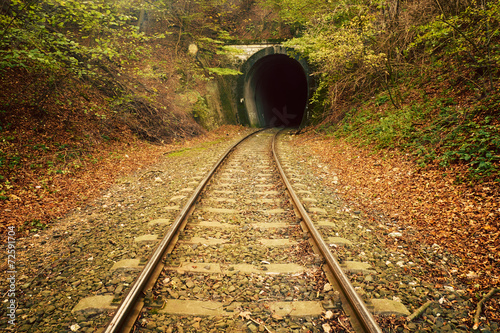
(271, 130), (382, 333)
(105, 129), (264, 333)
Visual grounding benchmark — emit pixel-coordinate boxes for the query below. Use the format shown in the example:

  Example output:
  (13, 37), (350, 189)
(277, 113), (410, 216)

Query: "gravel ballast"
(3, 128), (496, 332)
(0, 132), (253, 333)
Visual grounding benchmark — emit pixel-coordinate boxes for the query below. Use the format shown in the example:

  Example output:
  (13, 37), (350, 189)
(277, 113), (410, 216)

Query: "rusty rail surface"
(104, 129), (264, 333)
(105, 127), (381, 333)
(271, 129), (382, 333)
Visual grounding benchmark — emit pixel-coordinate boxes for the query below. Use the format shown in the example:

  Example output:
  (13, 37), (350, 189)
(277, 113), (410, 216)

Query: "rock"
(324, 310), (334, 319)
(185, 279), (195, 288)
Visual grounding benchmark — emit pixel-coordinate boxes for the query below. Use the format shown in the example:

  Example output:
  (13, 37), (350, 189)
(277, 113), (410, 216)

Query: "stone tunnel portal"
(237, 47), (311, 128)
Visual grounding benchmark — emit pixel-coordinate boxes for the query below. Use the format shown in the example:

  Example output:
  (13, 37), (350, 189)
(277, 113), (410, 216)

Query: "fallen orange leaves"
(1, 125), (246, 237)
(294, 135), (499, 294)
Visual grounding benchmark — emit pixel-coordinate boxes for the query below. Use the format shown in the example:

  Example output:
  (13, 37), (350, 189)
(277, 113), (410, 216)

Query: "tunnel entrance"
(237, 46), (312, 128)
(251, 54), (308, 127)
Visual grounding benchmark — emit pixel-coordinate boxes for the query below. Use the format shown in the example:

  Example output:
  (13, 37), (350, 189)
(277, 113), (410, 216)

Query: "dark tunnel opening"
(248, 54), (308, 127)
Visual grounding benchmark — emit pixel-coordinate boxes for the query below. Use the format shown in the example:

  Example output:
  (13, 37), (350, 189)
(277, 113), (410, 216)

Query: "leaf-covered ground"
(292, 133), (499, 327)
(0, 125), (246, 237)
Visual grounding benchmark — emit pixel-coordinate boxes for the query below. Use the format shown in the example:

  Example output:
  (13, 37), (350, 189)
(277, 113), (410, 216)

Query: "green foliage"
(0, 177), (13, 199)
(32, 143), (49, 151)
(0, 0), (139, 75)
(166, 148), (190, 157)
(260, 0), (357, 32)
(335, 100), (427, 148)
(406, 110), (500, 178)
(206, 67), (242, 76)
(191, 94), (211, 126)
(408, 1), (500, 93)
(282, 2), (387, 121)
(307, 78), (331, 124)
(24, 219), (48, 232)
(375, 95), (390, 106)
(0, 152), (5, 169)
(166, 143), (213, 157)
(284, 11), (386, 74)
(332, 95), (500, 179)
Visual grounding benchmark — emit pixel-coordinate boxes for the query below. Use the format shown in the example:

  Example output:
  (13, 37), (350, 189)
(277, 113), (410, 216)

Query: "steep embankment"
(1, 0), (275, 235)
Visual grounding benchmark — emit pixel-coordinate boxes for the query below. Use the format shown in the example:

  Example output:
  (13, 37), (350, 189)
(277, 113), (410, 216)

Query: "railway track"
(105, 128), (381, 333)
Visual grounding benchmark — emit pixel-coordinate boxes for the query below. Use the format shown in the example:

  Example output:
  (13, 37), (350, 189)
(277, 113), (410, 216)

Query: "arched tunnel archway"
(237, 46), (313, 127)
